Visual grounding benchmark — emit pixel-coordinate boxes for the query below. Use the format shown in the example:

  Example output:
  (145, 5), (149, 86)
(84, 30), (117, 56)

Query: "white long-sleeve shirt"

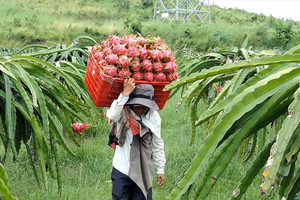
(106, 93), (166, 175)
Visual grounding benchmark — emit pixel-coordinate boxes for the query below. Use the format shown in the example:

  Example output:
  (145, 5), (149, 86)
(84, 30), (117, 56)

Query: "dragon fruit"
(166, 72), (178, 81)
(154, 72), (166, 82)
(138, 37), (147, 46)
(132, 72), (143, 80)
(103, 65), (117, 77)
(164, 62), (177, 73)
(113, 44), (127, 55)
(101, 40), (110, 48)
(162, 50), (173, 62)
(106, 54), (119, 64)
(99, 59), (107, 67)
(90, 44), (101, 54)
(132, 60), (141, 72)
(72, 122), (91, 133)
(118, 68), (131, 79)
(217, 86), (224, 93)
(118, 55), (130, 68)
(108, 35), (120, 45)
(139, 48), (149, 59)
(150, 49), (163, 61)
(166, 73), (175, 81)
(142, 59), (153, 71)
(127, 46), (140, 58)
(122, 36), (136, 48)
(144, 72), (154, 81)
(94, 52), (104, 61)
(102, 47), (113, 56)
(153, 61), (164, 72)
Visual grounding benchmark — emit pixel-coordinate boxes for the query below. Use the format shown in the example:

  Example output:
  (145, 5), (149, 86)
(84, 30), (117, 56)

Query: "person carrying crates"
(106, 78), (166, 200)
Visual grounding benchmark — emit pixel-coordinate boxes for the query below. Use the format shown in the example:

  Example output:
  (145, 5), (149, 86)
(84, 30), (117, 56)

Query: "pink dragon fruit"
(72, 122), (91, 133)
(142, 59), (153, 71)
(118, 55), (130, 68)
(162, 50), (173, 62)
(99, 59), (107, 67)
(118, 68), (131, 79)
(108, 35), (120, 45)
(150, 49), (163, 61)
(144, 72), (154, 81)
(103, 65), (117, 77)
(139, 48), (149, 59)
(153, 61), (164, 73)
(90, 44), (101, 54)
(138, 36), (147, 46)
(113, 44), (127, 55)
(217, 86), (224, 93)
(166, 73), (175, 81)
(122, 36), (136, 48)
(94, 52), (104, 61)
(106, 54), (119, 64)
(154, 72), (166, 82)
(102, 47), (113, 56)
(132, 60), (141, 72)
(164, 62), (177, 73)
(127, 46), (140, 58)
(132, 72), (143, 80)
(101, 40), (110, 48)
(166, 72), (179, 81)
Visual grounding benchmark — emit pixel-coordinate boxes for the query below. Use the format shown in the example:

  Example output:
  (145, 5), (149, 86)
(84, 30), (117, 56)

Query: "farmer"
(106, 78), (166, 200)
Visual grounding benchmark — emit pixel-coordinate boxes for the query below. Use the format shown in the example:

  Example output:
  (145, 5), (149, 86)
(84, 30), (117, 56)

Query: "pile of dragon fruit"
(89, 34), (178, 82)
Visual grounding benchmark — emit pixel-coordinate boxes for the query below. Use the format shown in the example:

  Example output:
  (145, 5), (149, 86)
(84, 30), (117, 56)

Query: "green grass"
(1, 0), (299, 52)
(0, 0), (127, 47)
(2, 94), (271, 200)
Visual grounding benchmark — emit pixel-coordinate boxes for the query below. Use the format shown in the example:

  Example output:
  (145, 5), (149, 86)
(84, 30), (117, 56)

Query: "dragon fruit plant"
(90, 34), (178, 82)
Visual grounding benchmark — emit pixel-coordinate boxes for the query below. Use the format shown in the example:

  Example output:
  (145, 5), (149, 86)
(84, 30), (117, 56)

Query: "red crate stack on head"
(84, 34), (178, 110)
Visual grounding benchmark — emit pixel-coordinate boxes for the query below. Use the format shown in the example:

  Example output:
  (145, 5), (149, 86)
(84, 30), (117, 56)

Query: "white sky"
(209, 0), (300, 21)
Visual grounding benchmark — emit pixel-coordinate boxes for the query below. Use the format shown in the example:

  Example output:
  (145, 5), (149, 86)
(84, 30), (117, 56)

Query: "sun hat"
(126, 84), (159, 111)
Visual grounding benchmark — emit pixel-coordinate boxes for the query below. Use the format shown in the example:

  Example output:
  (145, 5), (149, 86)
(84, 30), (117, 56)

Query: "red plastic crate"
(84, 53), (171, 110)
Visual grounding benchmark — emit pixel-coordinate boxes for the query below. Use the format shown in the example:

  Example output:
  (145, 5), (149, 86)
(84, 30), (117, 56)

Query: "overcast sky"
(209, 0), (300, 21)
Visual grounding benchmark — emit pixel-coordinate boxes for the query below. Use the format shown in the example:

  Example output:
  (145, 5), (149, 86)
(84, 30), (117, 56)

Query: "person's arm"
(122, 78), (135, 96)
(106, 78), (135, 122)
(151, 113), (166, 186)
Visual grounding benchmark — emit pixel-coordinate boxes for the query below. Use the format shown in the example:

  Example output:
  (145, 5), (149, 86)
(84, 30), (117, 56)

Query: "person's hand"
(122, 78), (135, 96)
(157, 174), (165, 186)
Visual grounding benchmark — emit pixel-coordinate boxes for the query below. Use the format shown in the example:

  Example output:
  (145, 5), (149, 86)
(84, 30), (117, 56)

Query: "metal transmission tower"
(153, 0), (211, 23)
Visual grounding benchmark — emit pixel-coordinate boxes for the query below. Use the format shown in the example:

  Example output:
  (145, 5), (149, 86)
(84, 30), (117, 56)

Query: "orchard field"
(0, 0), (300, 200)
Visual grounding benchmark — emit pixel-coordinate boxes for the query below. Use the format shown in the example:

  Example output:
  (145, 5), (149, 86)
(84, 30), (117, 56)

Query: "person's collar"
(145, 109), (151, 119)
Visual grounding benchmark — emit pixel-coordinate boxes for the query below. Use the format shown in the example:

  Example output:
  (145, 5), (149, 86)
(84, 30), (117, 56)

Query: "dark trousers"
(111, 168), (152, 200)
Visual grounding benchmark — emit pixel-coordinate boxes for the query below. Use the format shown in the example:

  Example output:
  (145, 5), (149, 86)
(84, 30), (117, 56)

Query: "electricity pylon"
(153, 0), (211, 23)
